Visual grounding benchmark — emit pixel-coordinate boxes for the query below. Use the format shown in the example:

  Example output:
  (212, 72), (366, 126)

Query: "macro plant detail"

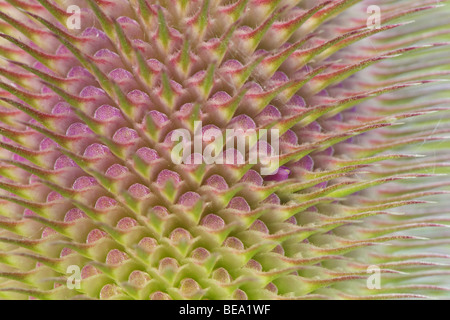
(0, 0), (449, 300)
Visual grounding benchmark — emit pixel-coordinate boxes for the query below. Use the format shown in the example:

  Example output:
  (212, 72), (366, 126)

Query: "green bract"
(0, 0), (449, 300)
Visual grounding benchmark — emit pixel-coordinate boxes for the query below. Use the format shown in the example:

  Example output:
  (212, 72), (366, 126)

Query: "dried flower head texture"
(0, 0), (449, 300)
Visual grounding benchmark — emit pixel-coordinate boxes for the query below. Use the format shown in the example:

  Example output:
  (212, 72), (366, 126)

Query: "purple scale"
(169, 80), (183, 93)
(223, 237), (244, 250)
(245, 259), (262, 271)
(81, 27), (108, 40)
(262, 193), (281, 205)
(158, 257), (179, 271)
(33, 62), (55, 76)
(54, 155), (78, 170)
(132, 39), (148, 51)
(162, 130), (178, 144)
(95, 196), (118, 210)
(254, 49), (268, 58)
(205, 175), (229, 190)
(170, 228), (193, 242)
(138, 237), (158, 253)
(79, 86), (107, 98)
(221, 59), (243, 71)
(147, 110), (169, 127)
(240, 170), (263, 186)
(316, 89), (329, 97)
(294, 155), (314, 171)
(270, 71), (289, 83)
(64, 208), (87, 222)
(287, 95), (306, 107)
(81, 264), (101, 278)
(306, 206), (318, 212)
(40, 85), (52, 94)
(23, 209), (37, 217)
(116, 16), (140, 27)
(306, 121), (321, 132)
(227, 197), (251, 212)
(46, 191), (63, 202)
(179, 103), (195, 116)
(39, 138), (59, 151)
(250, 220), (269, 234)
(272, 245), (285, 256)
(315, 181), (328, 189)
(12, 154), (27, 163)
(84, 143), (111, 158)
(285, 216), (297, 225)
(151, 206), (169, 218)
(184, 153), (203, 166)
(67, 66), (94, 79)
(156, 169), (181, 186)
(280, 130), (298, 145)
(190, 247), (211, 261)
(60, 248), (74, 257)
(117, 217), (138, 230)
(113, 127), (139, 144)
(251, 140), (273, 155)
(73, 176), (98, 190)
(244, 82), (263, 94)
(55, 45), (70, 55)
(41, 227), (57, 238)
(329, 112), (343, 122)
(94, 48), (120, 60)
(109, 68), (134, 82)
(128, 89), (151, 104)
(264, 166), (291, 182)
(28, 118), (39, 126)
(298, 65), (313, 74)
(189, 70), (206, 83)
(94, 105), (122, 121)
(29, 175), (40, 183)
(255, 105), (281, 124)
(66, 122), (93, 136)
(128, 183), (150, 199)
(265, 283), (278, 294)
(52, 102), (73, 115)
(136, 147), (160, 164)
(202, 124), (221, 142)
(209, 91), (231, 105)
(201, 214), (225, 230)
(223, 148), (245, 165)
(229, 114), (256, 131)
(236, 25), (253, 34)
(177, 191), (201, 207)
(345, 136), (355, 143)
(105, 164), (129, 178)
(106, 249), (129, 264)
(169, 26), (182, 38)
(86, 229), (107, 243)
(147, 59), (163, 72)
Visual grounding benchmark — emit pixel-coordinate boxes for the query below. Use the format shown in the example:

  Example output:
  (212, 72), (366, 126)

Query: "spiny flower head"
(0, 0), (449, 300)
